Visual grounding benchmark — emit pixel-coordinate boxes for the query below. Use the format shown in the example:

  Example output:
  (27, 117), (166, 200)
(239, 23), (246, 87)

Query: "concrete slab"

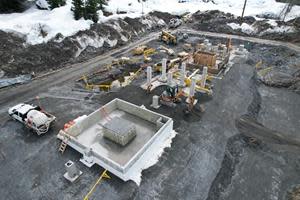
(57, 98), (174, 182)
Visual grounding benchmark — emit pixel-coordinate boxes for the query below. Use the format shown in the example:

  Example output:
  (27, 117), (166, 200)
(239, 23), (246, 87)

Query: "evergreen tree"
(85, 0), (99, 23)
(71, 0), (84, 20)
(47, 0), (66, 10)
(96, 0), (107, 10)
(71, 0), (106, 23)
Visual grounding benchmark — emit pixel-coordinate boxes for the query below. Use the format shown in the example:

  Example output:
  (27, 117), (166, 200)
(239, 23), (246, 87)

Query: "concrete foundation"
(57, 98), (173, 182)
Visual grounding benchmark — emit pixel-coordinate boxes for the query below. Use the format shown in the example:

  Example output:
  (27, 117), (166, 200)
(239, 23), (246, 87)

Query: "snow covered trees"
(47, 0), (66, 9)
(85, 0), (99, 23)
(71, 0), (84, 20)
(97, 0), (107, 10)
(71, 0), (107, 23)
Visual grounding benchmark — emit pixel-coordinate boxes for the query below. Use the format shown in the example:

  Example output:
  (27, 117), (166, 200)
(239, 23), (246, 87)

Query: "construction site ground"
(0, 29), (300, 200)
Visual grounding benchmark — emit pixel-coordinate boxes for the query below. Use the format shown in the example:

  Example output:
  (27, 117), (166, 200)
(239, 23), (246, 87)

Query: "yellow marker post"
(83, 169), (111, 200)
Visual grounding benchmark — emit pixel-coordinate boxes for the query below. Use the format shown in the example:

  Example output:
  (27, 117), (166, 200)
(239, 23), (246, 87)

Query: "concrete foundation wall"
(123, 118), (173, 173)
(116, 99), (169, 124)
(58, 98), (174, 179)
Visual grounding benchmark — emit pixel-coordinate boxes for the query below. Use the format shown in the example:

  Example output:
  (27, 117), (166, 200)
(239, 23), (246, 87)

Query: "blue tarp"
(0, 75), (32, 88)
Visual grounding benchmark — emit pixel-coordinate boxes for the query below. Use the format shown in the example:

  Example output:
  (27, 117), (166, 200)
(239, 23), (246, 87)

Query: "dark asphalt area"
(0, 36), (300, 200)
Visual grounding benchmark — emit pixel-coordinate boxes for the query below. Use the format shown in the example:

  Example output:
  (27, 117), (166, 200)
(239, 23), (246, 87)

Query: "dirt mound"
(258, 70), (297, 87)
(192, 10), (247, 36)
(0, 11), (173, 77)
(191, 10), (300, 42)
(149, 11), (175, 23)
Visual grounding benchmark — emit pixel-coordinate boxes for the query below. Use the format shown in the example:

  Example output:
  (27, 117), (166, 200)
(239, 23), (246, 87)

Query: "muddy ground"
(0, 34), (299, 200)
(1, 10), (299, 79)
(190, 10), (300, 43)
(0, 11), (173, 77)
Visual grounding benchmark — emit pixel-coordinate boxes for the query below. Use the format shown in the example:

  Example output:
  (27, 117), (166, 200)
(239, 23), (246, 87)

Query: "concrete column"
(147, 66), (152, 87)
(151, 95), (160, 109)
(64, 160), (82, 182)
(180, 62), (186, 86)
(159, 58), (167, 82)
(167, 72), (173, 86)
(239, 44), (245, 52)
(65, 161), (79, 178)
(189, 77), (196, 97)
(204, 39), (209, 45)
(201, 66), (208, 88)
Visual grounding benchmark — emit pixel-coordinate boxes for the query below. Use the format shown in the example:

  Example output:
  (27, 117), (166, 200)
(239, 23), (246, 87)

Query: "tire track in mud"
(206, 71), (262, 200)
(207, 66), (300, 199)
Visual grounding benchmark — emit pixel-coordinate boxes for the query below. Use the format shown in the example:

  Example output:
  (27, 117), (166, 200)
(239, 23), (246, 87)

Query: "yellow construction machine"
(159, 30), (177, 45)
(143, 48), (156, 62)
(132, 45), (148, 55)
(153, 58), (180, 72)
(81, 75), (111, 91)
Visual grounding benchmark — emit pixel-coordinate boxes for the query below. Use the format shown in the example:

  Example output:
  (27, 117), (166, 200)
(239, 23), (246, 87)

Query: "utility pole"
(240, 0), (247, 24)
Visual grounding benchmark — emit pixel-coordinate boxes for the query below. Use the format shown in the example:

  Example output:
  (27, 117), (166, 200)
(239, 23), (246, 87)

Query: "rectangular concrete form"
(57, 98), (173, 181)
(102, 117), (136, 146)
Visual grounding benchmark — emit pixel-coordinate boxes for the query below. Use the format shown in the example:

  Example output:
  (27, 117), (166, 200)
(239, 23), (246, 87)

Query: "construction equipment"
(143, 48), (156, 62)
(160, 85), (185, 107)
(111, 57), (139, 66)
(8, 103), (56, 135)
(159, 30), (177, 45)
(81, 75), (111, 91)
(154, 58), (180, 72)
(132, 45), (148, 55)
(169, 18), (182, 28)
(159, 45), (175, 56)
(124, 67), (143, 84)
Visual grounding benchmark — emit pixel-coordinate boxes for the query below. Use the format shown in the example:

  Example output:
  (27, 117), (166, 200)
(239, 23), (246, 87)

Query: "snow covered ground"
(0, 0), (93, 44)
(0, 0), (299, 45)
(228, 21), (296, 35)
(106, 0), (300, 20)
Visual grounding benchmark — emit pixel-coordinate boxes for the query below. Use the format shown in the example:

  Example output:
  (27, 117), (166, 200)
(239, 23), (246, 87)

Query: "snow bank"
(129, 130), (178, 185)
(228, 22), (255, 34)
(0, 0), (93, 45)
(228, 21), (295, 35)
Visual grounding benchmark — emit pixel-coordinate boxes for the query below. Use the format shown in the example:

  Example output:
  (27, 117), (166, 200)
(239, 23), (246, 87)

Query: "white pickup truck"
(8, 103), (56, 135)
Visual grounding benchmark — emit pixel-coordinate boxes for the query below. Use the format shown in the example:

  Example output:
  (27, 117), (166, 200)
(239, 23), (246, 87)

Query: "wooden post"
(240, 0), (247, 24)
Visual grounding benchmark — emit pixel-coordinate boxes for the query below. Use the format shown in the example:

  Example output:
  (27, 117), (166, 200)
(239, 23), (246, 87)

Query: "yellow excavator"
(132, 45), (148, 55)
(81, 75), (111, 91)
(159, 30), (177, 45)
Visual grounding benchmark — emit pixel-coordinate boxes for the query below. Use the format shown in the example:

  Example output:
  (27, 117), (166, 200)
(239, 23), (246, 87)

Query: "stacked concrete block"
(103, 117), (136, 146)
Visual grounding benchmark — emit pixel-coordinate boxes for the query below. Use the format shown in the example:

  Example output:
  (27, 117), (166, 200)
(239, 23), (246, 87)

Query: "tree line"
(0, 0), (106, 23)
(48, 0), (106, 23)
